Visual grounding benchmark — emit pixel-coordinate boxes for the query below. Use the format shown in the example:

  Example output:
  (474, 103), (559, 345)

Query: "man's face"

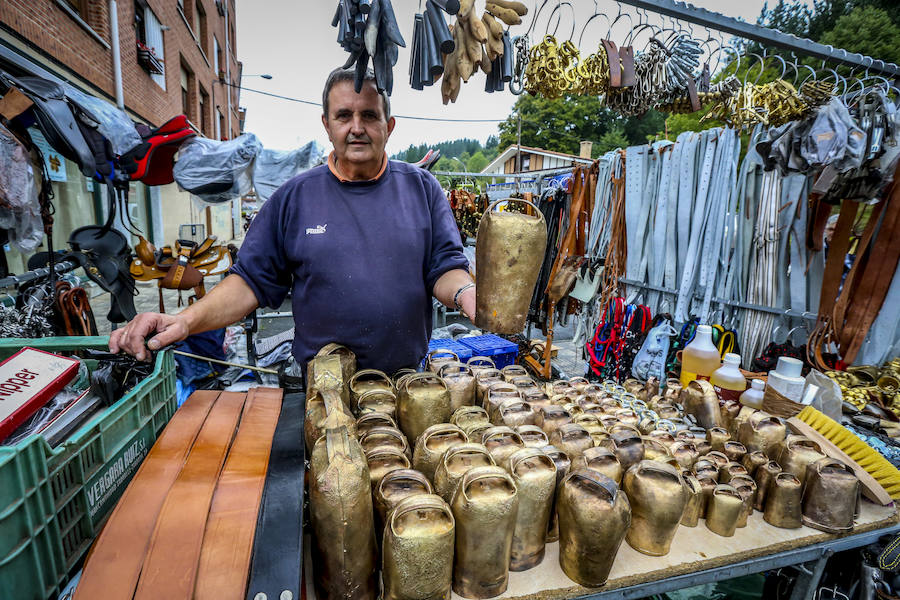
(824, 220), (837, 245)
(322, 80), (395, 174)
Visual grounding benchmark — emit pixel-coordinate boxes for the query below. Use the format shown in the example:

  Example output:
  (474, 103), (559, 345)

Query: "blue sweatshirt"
(231, 159), (468, 375)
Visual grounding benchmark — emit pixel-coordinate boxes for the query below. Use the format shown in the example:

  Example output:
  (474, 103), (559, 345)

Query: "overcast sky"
(234, 0), (778, 155)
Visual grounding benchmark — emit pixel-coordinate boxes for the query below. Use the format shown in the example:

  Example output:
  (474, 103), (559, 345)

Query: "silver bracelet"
(453, 283), (475, 312)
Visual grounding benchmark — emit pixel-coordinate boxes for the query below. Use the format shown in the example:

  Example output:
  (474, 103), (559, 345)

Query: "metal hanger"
(544, 1), (575, 41)
(577, 0), (610, 50)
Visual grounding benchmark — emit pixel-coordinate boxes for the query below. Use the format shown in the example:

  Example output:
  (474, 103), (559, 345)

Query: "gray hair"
(322, 67), (391, 121)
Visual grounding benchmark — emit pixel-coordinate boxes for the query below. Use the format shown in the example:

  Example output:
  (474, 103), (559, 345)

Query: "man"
(111, 67), (476, 377)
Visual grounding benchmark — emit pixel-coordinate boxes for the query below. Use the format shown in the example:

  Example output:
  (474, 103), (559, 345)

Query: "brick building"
(0, 0), (245, 274)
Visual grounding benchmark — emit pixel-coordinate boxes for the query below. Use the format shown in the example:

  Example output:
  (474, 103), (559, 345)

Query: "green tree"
(593, 127), (629, 156)
(466, 151), (489, 173)
(819, 6), (900, 65)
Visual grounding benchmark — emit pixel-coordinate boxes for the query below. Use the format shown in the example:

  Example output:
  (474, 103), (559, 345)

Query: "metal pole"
(108, 0), (124, 108)
(516, 112), (523, 193)
(223, 1), (233, 137)
(615, 0), (900, 79)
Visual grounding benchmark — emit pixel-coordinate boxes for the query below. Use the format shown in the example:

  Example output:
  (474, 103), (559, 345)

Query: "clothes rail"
(619, 277), (818, 321)
(615, 0), (900, 79)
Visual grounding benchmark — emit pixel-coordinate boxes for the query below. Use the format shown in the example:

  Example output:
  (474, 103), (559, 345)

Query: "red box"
(0, 347), (80, 442)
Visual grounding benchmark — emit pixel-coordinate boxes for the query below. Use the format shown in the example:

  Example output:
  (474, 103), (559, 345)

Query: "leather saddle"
(130, 235), (232, 290)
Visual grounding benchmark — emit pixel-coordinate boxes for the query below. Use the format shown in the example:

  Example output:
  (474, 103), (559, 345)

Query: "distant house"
(481, 143), (595, 176)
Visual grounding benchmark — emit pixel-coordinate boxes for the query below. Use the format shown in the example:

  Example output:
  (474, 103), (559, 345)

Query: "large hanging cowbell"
(310, 427), (378, 600)
(440, 362), (477, 411)
(801, 458), (860, 533)
(451, 466), (519, 599)
(505, 448), (556, 571)
(434, 442), (495, 503)
(413, 423), (469, 482)
(398, 372), (452, 444)
(383, 494), (455, 600)
(623, 461), (687, 556)
(557, 469), (631, 587)
(475, 199), (548, 334)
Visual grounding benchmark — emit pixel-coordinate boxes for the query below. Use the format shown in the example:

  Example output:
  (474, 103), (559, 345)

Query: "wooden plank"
(453, 501), (897, 600)
(787, 416), (894, 506)
(529, 340), (560, 358)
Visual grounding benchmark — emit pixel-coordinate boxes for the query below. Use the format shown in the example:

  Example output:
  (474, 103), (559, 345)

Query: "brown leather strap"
(687, 78), (700, 113)
(619, 45), (636, 87)
(134, 392), (247, 600)
(602, 39), (621, 88)
(194, 388), (283, 600)
(73, 391), (220, 600)
(807, 196), (832, 252)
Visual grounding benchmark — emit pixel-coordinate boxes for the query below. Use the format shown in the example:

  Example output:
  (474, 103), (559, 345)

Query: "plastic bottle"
(679, 325), (722, 387)
(767, 356), (805, 403)
(710, 353), (748, 402)
(740, 379), (766, 409)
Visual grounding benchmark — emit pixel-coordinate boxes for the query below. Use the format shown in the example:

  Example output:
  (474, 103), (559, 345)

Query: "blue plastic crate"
(458, 334), (519, 369)
(422, 338), (473, 369)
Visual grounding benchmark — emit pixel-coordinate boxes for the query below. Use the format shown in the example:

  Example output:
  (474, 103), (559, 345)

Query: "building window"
(521, 155), (530, 171)
(180, 63), (195, 121)
(214, 36), (223, 78)
(199, 86), (209, 135)
(63, 0), (89, 18)
(135, 2), (166, 87)
(196, 1), (208, 55)
(218, 110), (226, 141)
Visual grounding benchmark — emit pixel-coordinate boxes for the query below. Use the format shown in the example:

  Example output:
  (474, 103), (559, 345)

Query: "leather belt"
(134, 392), (247, 600)
(73, 390), (219, 600)
(246, 392), (306, 600)
(195, 387), (283, 600)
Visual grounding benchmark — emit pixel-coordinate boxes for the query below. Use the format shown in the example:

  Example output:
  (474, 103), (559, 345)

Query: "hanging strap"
(73, 391), (220, 600)
(194, 388), (283, 600)
(134, 392), (247, 600)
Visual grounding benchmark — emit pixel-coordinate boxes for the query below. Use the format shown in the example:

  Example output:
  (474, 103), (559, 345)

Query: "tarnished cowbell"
(763, 472), (802, 529)
(536, 405), (573, 436)
(801, 457), (860, 534)
(505, 448), (557, 571)
(723, 441), (747, 464)
(516, 425), (550, 448)
(366, 446), (412, 489)
(413, 424), (469, 483)
(474, 369), (504, 406)
(510, 376), (538, 393)
(730, 475), (757, 528)
(742, 451), (768, 477)
(305, 386), (356, 454)
(433, 443), (495, 503)
(705, 484), (744, 537)
(356, 412), (397, 438)
(359, 426), (411, 459)
(383, 494), (455, 600)
(623, 461), (688, 556)
(310, 427), (377, 600)
(557, 469), (631, 587)
(580, 447), (623, 485)
(738, 412), (787, 457)
(603, 427), (645, 471)
(374, 469), (433, 539)
(451, 466), (519, 599)
(451, 406), (490, 430)
(485, 383), (522, 423)
(427, 349), (459, 373)
(497, 399), (537, 429)
(550, 423), (593, 462)
(350, 369), (394, 416)
(440, 363), (477, 412)
(641, 437), (672, 462)
(398, 373), (452, 444)
(695, 477), (717, 518)
(753, 461), (782, 511)
(482, 426), (525, 466)
(357, 388), (398, 419)
(475, 198), (548, 334)
(776, 435), (825, 485)
(680, 474), (704, 527)
(541, 445), (571, 543)
(308, 353), (353, 408)
(680, 380), (723, 429)
(501, 364), (530, 382)
(467, 356), (497, 377)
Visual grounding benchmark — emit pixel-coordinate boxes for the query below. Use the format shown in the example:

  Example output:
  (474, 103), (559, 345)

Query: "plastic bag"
(631, 320), (675, 382)
(174, 133), (263, 204)
(62, 84), (142, 156)
(0, 123), (44, 252)
(804, 369), (842, 422)
(252, 142), (324, 201)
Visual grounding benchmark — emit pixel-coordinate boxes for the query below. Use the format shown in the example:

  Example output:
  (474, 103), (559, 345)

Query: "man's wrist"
(453, 283), (475, 313)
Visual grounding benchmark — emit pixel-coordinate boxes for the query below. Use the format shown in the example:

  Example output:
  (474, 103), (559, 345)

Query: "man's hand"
(109, 313), (190, 361)
(458, 285), (476, 324)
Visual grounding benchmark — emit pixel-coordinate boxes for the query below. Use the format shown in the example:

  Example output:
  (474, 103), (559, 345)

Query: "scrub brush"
(787, 405), (898, 505)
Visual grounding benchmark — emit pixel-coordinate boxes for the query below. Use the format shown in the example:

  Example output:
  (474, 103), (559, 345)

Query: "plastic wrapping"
(801, 98), (866, 171)
(62, 84), (142, 156)
(0, 123), (43, 252)
(804, 369), (842, 422)
(173, 133), (263, 204)
(252, 142), (325, 201)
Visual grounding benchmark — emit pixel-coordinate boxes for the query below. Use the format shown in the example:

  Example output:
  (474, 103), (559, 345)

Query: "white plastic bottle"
(710, 353), (748, 402)
(740, 379), (766, 409)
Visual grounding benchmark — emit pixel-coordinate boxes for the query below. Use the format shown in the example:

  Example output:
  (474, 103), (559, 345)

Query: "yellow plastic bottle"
(710, 353), (748, 402)
(679, 324), (722, 387)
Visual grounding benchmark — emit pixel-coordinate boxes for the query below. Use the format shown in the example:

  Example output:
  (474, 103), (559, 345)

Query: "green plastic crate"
(0, 337), (176, 600)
